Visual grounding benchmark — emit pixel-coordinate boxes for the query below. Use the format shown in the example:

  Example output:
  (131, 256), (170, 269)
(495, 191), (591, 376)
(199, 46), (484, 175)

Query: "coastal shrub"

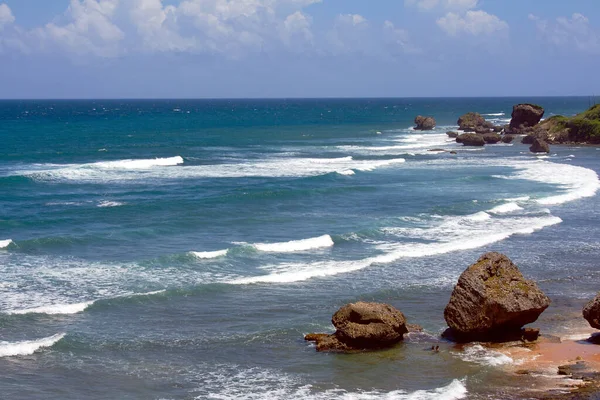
(568, 118), (600, 144)
(580, 104), (600, 121)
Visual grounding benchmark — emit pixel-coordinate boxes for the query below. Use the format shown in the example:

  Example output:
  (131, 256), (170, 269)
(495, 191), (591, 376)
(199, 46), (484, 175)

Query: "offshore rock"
(305, 302), (408, 352)
(414, 116), (436, 130)
(502, 135), (515, 144)
(457, 133), (485, 146)
(509, 104), (545, 133)
(443, 252), (551, 342)
(446, 131), (459, 138)
(482, 133), (502, 144)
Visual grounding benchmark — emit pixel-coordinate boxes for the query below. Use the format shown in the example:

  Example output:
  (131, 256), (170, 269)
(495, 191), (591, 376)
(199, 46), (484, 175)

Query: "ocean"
(1, 98), (599, 399)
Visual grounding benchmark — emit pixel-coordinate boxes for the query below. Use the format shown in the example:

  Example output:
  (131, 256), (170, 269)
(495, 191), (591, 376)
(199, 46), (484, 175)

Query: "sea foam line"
(0, 333), (65, 358)
(253, 235), (334, 253)
(190, 250), (229, 259)
(7, 301), (95, 315)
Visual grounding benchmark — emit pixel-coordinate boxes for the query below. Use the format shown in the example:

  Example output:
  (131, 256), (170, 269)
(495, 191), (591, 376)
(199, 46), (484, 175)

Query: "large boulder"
(305, 302), (408, 352)
(583, 294), (600, 330)
(458, 112), (486, 131)
(443, 252), (551, 342)
(509, 104), (545, 132)
(415, 116), (436, 131)
(530, 138), (550, 153)
(457, 133), (485, 146)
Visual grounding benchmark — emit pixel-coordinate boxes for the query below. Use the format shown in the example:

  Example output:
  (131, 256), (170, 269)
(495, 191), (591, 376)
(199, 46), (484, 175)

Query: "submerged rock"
(530, 138), (550, 153)
(414, 116), (436, 130)
(446, 131), (459, 138)
(443, 252), (551, 342)
(583, 293), (600, 330)
(457, 133), (485, 146)
(305, 302), (408, 352)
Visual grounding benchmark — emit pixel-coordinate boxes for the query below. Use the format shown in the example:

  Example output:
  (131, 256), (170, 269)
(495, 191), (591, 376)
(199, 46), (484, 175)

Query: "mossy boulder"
(305, 302), (408, 352)
(443, 252), (551, 342)
(458, 112), (486, 131)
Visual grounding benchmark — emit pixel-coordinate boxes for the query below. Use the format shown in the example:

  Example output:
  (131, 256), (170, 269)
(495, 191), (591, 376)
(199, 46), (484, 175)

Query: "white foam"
(337, 170), (355, 176)
(7, 301), (94, 315)
(97, 201), (124, 208)
(509, 161), (600, 205)
(482, 113), (505, 117)
(0, 239), (12, 249)
(16, 156), (406, 182)
(254, 235), (334, 253)
(0, 333), (65, 358)
(95, 156), (184, 169)
(458, 344), (514, 367)
(195, 366), (467, 400)
(190, 250), (228, 259)
(466, 211), (491, 221)
(489, 203), (524, 214)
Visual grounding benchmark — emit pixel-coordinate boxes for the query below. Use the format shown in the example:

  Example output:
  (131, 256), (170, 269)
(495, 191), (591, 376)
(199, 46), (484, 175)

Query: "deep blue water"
(1, 98), (599, 399)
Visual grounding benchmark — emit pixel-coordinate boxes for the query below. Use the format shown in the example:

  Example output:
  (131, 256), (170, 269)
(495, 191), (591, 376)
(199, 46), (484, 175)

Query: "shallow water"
(1, 98), (599, 399)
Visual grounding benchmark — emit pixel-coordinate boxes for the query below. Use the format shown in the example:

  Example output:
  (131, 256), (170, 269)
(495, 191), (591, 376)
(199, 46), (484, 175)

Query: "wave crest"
(0, 333), (65, 358)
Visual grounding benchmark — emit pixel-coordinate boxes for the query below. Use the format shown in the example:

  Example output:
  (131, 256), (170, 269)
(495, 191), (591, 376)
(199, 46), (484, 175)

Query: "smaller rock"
(522, 328), (540, 342)
(428, 148), (446, 152)
(457, 133), (485, 147)
(501, 135), (514, 144)
(415, 116), (436, 130)
(305, 333), (329, 342)
(493, 126), (503, 133)
(446, 131), (459, 138)
(530, 138), (550, 153)
(449, 151), (457, 155)
(475, 126), (491, 134)
(522, 135), (535, 145)
(458, 112), (486, 131)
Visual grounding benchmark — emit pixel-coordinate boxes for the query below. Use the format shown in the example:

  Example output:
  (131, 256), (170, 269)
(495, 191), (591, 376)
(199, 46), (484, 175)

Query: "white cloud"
(405, 0), (478, 11)
(327, 14), (370, 54)
(41, 0), (124, 57)
(383, 20), (419, 54)
(0, 3), (15, 28)
(281, 11), (313, 49)
(437, 10), (508, 36)
(531, 13), (600, 54)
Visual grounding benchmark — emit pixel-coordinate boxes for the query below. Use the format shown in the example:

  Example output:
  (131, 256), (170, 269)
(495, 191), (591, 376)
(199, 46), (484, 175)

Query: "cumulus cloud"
(404, 0), (478, 11)
(40, 0), (125, 57)
(530, 13), (600, 54)
(327, 14), (370, 54)
(0, 3), (15, 28)
(437, 10), (508, 36)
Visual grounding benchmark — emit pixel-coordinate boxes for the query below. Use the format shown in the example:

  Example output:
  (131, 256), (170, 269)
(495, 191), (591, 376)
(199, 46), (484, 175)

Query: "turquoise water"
(1, 98), (599, 399)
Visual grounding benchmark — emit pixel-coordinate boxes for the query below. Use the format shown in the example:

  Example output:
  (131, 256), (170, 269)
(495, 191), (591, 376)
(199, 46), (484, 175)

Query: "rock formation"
(414, 116), (436, 131)
(443, 252), (551, 342)
(482, 133), (502, 144)
(305, 302), (408, 352)
(509, 104), (545, 133)
(583, 293), (600, 330)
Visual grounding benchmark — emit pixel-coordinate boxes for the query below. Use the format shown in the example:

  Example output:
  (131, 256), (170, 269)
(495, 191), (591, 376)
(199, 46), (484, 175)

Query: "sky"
(0, 0), (599, 98)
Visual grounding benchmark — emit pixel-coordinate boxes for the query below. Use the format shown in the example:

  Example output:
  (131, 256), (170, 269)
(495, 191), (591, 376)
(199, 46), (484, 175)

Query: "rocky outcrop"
(458, 112), (486, 131)
(530, 138), (550, 153)
(583, 293), (600, 330)
(509, 104), (545, 133)
(457, 133), (485, 146)
(482, 133), (502, 144)
(443, 252), (551, 342)
(305, 302), (408, 352)
(414, 116), (436, 131)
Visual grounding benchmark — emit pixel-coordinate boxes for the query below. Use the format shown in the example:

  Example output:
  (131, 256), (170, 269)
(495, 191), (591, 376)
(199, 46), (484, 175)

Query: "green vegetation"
(543, 105), (600, 144)
(568, 118), (600, 144)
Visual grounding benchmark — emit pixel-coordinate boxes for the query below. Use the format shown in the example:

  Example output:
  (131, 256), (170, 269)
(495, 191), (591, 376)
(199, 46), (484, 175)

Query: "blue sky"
(0, 0), (599, 98)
